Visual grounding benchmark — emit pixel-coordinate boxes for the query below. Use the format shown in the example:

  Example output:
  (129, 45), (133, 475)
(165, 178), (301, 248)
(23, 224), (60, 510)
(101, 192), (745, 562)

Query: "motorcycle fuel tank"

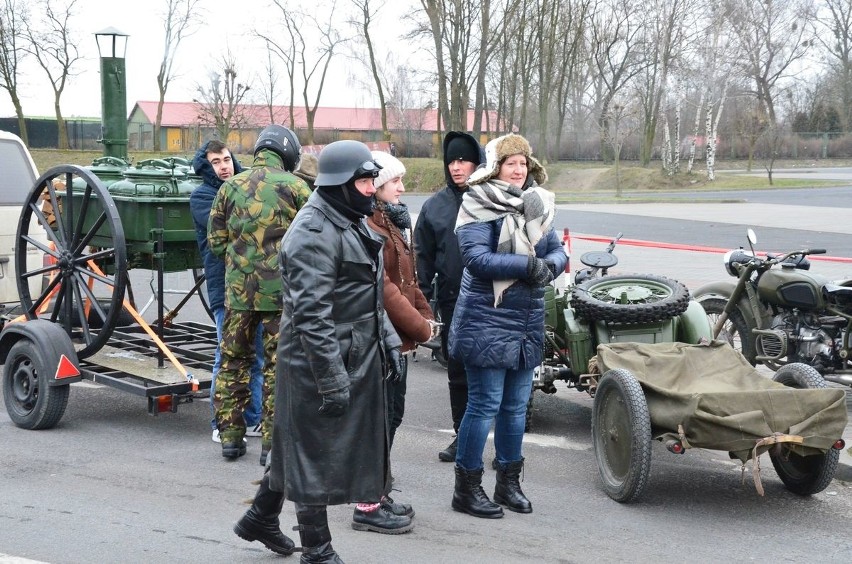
(757, 267), (831, 310)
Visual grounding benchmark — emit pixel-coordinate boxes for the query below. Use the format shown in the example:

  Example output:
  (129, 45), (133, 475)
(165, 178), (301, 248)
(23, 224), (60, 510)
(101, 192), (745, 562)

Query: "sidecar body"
(591, 340), (848, 503)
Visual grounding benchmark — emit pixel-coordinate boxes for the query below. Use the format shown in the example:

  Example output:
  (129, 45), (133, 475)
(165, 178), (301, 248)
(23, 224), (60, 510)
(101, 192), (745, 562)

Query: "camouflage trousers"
(214, 309), (280, 446)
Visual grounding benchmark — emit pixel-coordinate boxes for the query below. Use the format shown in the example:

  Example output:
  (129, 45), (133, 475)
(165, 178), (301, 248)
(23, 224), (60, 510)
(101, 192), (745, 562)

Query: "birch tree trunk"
(687, 89), (705, 174)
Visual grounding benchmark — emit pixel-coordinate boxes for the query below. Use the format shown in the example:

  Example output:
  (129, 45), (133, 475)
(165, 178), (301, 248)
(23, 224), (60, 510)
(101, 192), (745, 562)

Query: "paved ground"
(557, 201), (852, 480)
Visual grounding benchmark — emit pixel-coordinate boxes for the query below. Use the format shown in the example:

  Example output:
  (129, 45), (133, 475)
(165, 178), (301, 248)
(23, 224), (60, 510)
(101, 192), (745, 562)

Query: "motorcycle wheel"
(571, 273), (689, 323)
(769, 363), (839, 495)
(698, 297), (758, 365)
(592, 369), (652, 503)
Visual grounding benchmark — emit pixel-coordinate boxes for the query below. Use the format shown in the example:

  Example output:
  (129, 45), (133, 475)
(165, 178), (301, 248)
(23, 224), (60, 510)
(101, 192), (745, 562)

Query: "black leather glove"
(387, 347), (405, 383)
(527, 255), (554, 287)
(318, 386), (350, 417)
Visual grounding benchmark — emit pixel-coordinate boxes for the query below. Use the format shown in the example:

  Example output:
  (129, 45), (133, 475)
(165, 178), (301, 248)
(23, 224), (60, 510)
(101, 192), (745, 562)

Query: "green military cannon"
(15, 158), (205, 358)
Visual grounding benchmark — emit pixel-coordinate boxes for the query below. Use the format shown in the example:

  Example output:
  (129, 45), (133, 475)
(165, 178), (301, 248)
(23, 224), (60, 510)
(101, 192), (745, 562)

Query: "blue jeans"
(210, 306), (264, 429)
(455, 366), (534, 470)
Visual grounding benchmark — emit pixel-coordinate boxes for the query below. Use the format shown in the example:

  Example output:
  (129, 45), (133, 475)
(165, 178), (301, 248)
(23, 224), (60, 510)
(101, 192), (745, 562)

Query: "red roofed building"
(127, 101), (511, 156)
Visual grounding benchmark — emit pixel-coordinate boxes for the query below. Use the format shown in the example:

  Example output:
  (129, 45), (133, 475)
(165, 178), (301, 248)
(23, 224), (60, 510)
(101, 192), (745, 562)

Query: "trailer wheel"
(2, 339), (70, 429)
(592, 369), (652, 503)
(770, 363), (839, 495)
(16, 165), (127, 359)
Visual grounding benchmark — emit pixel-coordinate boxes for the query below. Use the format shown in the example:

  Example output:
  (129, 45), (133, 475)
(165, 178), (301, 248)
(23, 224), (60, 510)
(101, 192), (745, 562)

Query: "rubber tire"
(2, 339), (70, 430)
(770, 363), (839, 495)
(571, 273), (689, 323)
(592, 369), (652, 503)
(699, 297), (758, 365)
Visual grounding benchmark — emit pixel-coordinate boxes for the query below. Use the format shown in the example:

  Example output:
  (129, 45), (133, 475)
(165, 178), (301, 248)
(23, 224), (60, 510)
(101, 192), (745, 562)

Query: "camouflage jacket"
(208, 149), (312, 311)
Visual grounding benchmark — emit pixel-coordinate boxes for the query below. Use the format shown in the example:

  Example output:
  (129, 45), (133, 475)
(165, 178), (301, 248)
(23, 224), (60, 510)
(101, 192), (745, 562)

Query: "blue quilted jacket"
(448, 218), (567, 369)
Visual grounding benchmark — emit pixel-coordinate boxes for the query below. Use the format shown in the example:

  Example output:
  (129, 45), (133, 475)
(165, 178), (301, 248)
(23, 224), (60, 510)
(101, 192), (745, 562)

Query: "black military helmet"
(254, 124), (301, 172)
(314, 140), (382, 187)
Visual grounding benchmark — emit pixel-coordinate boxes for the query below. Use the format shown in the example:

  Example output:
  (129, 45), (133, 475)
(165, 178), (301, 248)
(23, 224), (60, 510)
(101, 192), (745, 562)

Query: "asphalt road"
(3, 190), (852, 563)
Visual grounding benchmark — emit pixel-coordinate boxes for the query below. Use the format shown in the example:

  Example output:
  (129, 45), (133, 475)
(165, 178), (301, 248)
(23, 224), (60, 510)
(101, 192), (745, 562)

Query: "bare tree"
(0, 0), (28, 144)
(349, 0), (390, 140)
(417, 0), (482, 132)
(551, 0), (592, 162)
(194, 51), (252, 143)
(263, 2), (346, 144)
(259, 48), (279, 124)
(725, 0), (815, 126)
(256, 21), (297, 129)
(154, 0), (199, 151)
(600, 99), (641, 196)
(23, 0), (81, 149)
(816, 0), (852, 132)
(636, 0), (689, 166)
(590, 0), (649, 162)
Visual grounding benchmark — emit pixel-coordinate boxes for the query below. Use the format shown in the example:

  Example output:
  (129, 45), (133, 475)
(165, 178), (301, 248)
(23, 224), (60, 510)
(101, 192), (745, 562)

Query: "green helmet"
(315, 140), (382, 187)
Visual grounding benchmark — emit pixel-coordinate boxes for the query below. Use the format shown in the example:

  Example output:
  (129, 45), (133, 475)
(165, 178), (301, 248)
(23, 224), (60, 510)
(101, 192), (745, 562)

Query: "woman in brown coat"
(354, 150), (438, 532)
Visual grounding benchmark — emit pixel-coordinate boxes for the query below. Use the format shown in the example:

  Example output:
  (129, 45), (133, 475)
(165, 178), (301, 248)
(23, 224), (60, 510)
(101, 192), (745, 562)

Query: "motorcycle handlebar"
(809, 249), (827, 255)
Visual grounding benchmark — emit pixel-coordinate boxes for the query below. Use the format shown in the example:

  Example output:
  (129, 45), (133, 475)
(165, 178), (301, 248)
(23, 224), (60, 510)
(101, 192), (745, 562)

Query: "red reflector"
(54, 354), (80, 380)
(833, 439), (846, 450)
(156, 395), (172, 413)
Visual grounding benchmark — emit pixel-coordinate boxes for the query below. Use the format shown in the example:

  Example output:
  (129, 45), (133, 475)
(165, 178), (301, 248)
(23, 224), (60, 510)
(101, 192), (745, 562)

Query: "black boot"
(233, 473), (296, 555)
(296, 505), (344, 564)
(438, 436), (458, 462)
(494, 459), (532, 513)
(259, 443), (271, 467)
(452, 465), (503, 519)
(351, 504), (413, 534)
(381, 495), (415, 518)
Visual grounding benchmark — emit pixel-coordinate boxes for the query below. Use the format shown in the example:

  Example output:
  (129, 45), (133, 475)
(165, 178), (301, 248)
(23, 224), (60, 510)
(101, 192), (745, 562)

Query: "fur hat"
(371, 150), (406, 188)
(467, 134), (547, 186)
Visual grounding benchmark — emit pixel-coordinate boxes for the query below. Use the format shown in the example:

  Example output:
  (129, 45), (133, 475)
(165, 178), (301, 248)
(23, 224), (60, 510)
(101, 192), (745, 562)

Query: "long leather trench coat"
(268, 191), (402, 505)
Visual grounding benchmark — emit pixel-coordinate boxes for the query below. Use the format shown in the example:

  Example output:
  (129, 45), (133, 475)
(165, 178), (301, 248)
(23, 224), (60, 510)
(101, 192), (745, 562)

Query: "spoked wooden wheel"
(15, 165), (127, 359)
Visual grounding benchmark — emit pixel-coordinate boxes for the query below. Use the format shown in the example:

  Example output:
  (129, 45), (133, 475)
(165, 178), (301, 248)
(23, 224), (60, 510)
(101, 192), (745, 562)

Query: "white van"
(0, 130), (45, 305)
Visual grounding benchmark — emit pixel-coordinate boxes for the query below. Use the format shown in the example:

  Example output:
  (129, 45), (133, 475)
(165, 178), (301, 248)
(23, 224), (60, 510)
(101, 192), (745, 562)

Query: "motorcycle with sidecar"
(534, 233), (847, 503)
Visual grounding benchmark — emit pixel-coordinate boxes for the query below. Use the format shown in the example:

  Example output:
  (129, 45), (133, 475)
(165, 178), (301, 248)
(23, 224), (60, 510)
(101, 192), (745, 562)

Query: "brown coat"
(368, 207), (433, 352)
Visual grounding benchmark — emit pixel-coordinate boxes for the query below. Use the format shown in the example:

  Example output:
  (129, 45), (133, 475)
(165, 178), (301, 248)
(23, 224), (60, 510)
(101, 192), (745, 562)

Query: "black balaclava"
(317, 178), (373, 221)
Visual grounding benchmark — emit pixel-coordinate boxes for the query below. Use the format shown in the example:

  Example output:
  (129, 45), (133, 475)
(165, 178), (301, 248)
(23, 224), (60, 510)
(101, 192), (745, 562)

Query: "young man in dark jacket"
(190, 140), (265, 445)
(413, 131), (483, 462)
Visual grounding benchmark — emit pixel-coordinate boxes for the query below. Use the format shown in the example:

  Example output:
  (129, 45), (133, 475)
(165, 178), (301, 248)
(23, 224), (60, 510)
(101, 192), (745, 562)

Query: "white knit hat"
(371, 150), (405, 188)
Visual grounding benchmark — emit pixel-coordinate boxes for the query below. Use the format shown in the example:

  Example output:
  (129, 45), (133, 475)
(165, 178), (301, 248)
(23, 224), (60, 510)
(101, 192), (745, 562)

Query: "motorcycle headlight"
(723, 249), (753, 277)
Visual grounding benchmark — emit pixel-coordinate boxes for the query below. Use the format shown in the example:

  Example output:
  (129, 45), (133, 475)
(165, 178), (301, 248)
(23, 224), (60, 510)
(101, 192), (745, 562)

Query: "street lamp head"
(95, 27), (129, 59)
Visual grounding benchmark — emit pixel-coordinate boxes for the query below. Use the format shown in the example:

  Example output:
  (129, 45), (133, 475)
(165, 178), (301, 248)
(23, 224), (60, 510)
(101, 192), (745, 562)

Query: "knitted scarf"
(456, 179), (555, 306)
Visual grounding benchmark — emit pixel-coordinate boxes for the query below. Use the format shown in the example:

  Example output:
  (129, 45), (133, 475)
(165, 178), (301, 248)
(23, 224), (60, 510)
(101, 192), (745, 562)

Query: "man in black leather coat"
(233, 140), (409, 563)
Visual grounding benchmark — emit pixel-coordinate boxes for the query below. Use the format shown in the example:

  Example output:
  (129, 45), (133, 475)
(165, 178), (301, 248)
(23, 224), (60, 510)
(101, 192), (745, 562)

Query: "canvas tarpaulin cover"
(596, 341), (847, 462)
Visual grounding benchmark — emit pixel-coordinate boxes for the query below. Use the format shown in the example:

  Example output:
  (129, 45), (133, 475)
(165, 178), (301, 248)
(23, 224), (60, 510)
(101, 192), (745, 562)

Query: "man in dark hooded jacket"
(413, 131), (483, 462)
(190, 140), (265, 445)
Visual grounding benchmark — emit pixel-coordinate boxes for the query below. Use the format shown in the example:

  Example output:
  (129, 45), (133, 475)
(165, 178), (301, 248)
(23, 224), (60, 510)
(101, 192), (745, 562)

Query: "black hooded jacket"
(413, 131), (484, 310)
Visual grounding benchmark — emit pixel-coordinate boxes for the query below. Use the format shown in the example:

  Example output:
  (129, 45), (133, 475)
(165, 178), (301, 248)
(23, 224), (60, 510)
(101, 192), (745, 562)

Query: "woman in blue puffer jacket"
(448, 133), (568, 520)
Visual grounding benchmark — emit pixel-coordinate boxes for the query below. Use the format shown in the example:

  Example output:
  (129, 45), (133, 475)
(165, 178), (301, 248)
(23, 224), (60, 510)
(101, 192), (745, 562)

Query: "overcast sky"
(0, 0), (421, 119)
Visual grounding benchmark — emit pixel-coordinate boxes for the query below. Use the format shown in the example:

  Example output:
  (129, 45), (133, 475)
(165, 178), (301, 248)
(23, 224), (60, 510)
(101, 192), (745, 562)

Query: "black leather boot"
(438, 436), (458, 462)
(233, 473), (296, 555)
(494, 459), (532, 513)
(296, 505), (344, 564)
(351, 504), (413, 534)
(451, 465), (503, 519)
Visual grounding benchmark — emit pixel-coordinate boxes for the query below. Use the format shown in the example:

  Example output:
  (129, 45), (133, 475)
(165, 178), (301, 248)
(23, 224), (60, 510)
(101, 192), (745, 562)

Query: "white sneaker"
(245, 423), (262, 437)
(212, 429), (247, 444)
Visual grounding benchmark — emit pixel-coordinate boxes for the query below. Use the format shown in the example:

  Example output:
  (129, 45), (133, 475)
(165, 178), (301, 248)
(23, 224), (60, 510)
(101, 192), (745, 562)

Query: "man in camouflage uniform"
(208, 125), (312, 463)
